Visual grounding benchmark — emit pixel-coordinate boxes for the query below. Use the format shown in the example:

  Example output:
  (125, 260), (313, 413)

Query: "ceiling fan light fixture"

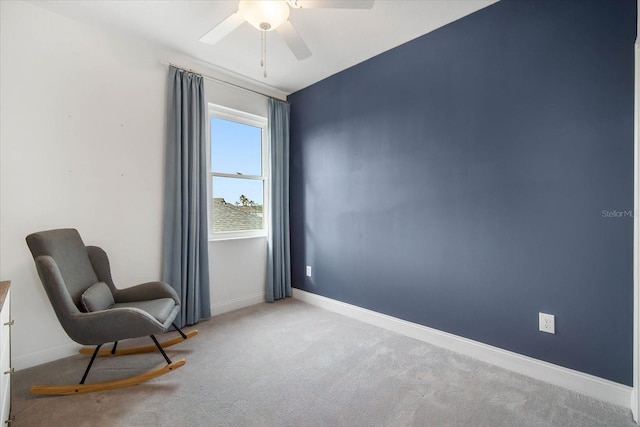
(238, 0), (291, 31)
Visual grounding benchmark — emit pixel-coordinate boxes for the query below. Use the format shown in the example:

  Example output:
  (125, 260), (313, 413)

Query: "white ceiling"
(28, 0), (497, 95)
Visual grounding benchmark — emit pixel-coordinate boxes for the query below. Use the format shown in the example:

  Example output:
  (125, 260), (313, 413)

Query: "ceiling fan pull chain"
(260, 29), (264, 67)
(263, 30), (267, 78)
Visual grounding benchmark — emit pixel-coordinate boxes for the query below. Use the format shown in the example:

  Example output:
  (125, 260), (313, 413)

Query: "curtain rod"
(165, 62), (288, 103)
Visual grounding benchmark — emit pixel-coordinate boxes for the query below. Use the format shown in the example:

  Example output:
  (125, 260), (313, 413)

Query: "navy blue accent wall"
(289, 0), (636, 385)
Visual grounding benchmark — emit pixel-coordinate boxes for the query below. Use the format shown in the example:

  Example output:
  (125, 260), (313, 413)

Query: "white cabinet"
(0, 281), (11, 425)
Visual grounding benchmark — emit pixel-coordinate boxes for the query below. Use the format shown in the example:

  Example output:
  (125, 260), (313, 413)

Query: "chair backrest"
(26, 228), (99, 309)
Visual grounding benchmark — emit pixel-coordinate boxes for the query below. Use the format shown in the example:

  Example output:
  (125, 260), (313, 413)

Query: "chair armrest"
(113, 281), (180, 305)
(66, 308), (168, 345)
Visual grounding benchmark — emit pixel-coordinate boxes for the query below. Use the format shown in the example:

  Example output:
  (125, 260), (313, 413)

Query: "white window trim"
(208, 103), (269, 241)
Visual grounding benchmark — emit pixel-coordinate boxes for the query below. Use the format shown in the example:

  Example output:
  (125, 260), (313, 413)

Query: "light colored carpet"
(11, 298), (635, 426)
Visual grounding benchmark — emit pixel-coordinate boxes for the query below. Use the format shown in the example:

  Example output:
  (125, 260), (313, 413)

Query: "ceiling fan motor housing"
(238, 0), (290, 32)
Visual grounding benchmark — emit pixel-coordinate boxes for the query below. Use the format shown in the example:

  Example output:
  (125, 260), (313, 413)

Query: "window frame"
(208, 103), (269, 241)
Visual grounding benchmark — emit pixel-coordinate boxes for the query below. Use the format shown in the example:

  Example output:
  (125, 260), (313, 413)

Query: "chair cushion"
(112, 298), (176, 323)
(81, 282), (115, 312)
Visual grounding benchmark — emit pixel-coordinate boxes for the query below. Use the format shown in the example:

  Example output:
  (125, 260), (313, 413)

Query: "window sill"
(209, 234), (267, 243)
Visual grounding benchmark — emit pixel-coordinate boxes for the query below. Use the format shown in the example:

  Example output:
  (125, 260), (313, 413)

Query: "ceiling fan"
(199, 0), (374, 77)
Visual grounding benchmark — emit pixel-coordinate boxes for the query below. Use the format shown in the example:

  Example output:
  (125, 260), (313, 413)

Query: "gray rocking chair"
(26, 228), (198, 395)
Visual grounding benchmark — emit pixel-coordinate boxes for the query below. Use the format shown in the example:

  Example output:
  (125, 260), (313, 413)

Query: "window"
(209, 104), (268, 239)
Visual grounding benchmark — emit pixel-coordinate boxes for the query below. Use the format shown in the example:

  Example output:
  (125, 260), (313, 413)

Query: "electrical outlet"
(306, 266), (312, 277)
(539, 313), (555, 334)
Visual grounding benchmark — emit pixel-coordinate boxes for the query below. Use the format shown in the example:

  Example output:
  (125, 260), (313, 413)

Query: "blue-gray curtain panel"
(162, 66), (211, 326)
(266, 98), (291, 302)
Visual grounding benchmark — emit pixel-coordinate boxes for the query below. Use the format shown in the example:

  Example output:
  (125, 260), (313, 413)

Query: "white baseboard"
(292, 288), (632, 410)
(211, 293), (265, 316)
(13, 341), (80, 371)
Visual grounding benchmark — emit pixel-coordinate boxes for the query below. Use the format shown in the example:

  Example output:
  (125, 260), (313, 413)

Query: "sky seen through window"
(210, 117), (263, 206)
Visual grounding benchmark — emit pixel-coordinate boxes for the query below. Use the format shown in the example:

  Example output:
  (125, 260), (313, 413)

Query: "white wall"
(0, 1), (279, 369)
(210, 238), (267, 315)
(631, 0), (640, 419)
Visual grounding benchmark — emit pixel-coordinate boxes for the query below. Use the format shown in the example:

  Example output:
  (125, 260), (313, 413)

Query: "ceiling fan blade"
(291, 0), (374, 9)
(276, 21), (312, 60)
(199, 12), (245, 45)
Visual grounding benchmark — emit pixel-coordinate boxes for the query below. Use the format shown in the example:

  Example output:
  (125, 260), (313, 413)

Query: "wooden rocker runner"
(26, 228), (197, 395)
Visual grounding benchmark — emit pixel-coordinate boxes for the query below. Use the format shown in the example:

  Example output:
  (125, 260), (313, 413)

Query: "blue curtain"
(266, 98), (291, 302)
(162, 66), (211, 326)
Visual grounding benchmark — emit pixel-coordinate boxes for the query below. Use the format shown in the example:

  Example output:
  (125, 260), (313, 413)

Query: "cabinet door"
(0, 374), (8, 425)
(0, 289), (10, 424)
